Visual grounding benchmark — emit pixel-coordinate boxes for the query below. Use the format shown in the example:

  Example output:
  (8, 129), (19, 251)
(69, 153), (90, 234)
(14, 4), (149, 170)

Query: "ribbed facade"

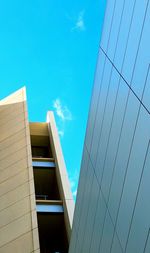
(69, 0), (150, 252)
(0, 88), (39, 252)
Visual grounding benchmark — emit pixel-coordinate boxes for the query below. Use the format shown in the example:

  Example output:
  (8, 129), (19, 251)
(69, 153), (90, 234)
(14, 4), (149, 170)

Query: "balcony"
(33, 166), (60, 201)
(37, 210), (68, 253)
(29, 122), (68, 252)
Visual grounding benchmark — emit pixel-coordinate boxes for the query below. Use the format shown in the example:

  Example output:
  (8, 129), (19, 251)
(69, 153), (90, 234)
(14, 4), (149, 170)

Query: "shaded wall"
(69, 0), (150, 252)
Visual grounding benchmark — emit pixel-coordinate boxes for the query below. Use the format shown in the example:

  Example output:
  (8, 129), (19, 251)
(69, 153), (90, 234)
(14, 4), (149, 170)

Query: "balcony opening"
(33, 167), (61, 200)
(37, 212), (68, 253)
(30, 122), (53, 159)
(32, 145), (51, 158)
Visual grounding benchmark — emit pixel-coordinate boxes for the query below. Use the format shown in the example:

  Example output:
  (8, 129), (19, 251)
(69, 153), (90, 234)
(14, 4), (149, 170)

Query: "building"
(69, 0), (150, 253)
(0, 87), (74, 253)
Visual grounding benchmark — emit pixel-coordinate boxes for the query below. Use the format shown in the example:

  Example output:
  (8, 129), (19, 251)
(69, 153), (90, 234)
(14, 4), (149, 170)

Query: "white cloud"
(53, 98), (72, 121)
(53, 98), (73, 137)
(70, 178), (76, 189)
(69, 169), (79, 199)
(58, 130), (64, 138)
(73, 190), (77, 198)
(72, 11), (85, 31)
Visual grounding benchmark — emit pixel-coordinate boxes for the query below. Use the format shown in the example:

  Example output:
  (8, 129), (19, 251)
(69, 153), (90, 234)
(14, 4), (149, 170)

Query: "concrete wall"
(0, 88), (40, 253)
(47, 111), (74, 241)
(69, 0), (150, 252)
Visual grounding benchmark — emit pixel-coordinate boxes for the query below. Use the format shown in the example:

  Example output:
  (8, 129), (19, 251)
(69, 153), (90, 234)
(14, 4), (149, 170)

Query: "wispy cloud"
(72, 10), (85, 31)
(69, 169), (79, 200)
(73, 190), (77, 198)
(53, 98), (72, 121)
(53, 98), (72, 137)
(70, 178), (76, 189)
(58, 130), (64, 138)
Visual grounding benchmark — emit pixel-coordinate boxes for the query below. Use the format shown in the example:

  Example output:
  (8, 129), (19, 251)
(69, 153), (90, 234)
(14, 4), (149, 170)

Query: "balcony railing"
(36, 194), (49, 200)
(32, 157), (54, 162)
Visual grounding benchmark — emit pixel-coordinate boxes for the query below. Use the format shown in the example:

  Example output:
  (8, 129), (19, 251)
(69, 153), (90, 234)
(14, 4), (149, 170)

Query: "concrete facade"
(47, 112), (74, 240)
(69, 0), (150, 252)
(0, 88), (39, 253)
(0, 87), (74, 253)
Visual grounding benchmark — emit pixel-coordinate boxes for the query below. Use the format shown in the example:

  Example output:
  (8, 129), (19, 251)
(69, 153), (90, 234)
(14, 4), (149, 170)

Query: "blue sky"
(0, 0), (106, 198)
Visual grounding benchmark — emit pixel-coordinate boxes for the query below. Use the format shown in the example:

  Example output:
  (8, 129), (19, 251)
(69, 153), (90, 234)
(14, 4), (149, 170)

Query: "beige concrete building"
(0, 87), (74, 253)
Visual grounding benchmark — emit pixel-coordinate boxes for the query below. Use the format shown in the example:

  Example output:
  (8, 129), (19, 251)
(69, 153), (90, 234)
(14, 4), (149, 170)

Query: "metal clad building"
(69, 0), (150, 252)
